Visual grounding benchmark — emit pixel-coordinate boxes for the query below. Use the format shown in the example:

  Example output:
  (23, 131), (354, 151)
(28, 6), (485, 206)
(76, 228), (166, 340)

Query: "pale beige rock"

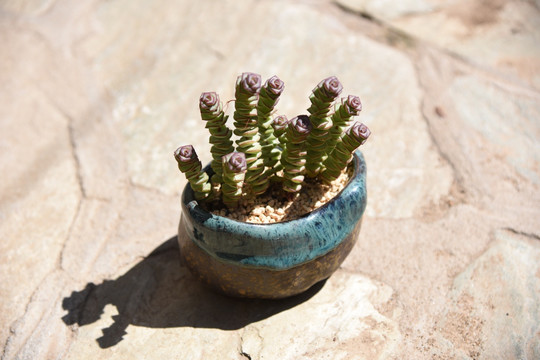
(416, 47), (540, 219)
(447, 75), (540, 185)
(2, 272), (72, 360)
(0, 26), (80, 351)
(432, 229), (540, 359)
(337, 0), (540, 90)
(0, 0), (53, 16)
(65, 304), (242, 360)
(61, 264), (400, 360)
(240, 272), (401, 360)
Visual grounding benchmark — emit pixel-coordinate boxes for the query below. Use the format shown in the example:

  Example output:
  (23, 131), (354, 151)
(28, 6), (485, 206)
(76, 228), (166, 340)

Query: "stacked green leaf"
(258, 76), (284, 166)
(271, 115), (289, 146)
(233, 72), (265, 194)
(199, 92), (234, 186)
(325, 95), (362, 155)
(253, 76), (285, 194)
(174, 145), (211, 200)
(281, 115), (312, 193)
(269, 115), (289, 179)
(320, 122), (371, 184)
(221, 152), (247, 208)
(305, 76), (343, 178)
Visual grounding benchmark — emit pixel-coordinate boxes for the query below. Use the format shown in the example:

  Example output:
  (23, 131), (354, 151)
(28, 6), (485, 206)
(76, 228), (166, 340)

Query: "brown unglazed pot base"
(178, 219), (362, 299)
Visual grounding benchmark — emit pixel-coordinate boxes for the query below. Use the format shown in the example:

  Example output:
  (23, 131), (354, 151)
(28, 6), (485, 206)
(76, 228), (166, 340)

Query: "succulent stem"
(199, 92), (234, 188)
(325, 95), (362, 156)
(272, 115), (289, 146)
(174, 145), (212, 201)
(233, 72), (265, 194)
(305, 76), (343, 178)
(281, 115), (312, 193)
(257, 76), (284, 167)
(320, 122), (371, 184)
(221, 152), (247, 209)
(268, 115), (289, 180)
(246, 75), (285, 195)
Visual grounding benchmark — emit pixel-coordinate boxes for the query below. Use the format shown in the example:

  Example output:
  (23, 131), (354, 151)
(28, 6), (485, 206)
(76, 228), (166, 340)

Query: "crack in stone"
(1, 269), (60, 360)
(332, 0), (417, 50)
(416, 84), (468, 210)
(128, 178), (173, 197)
(67, 119), (87, 199)
(3, 312), (44, 360)
(59, 114), (87, 274)
(59, 198), (84, 274)
(238, 330), (248, 360)
(30, 83), (90, 273)
(239, 351), (252, 360)
(35, 81), (87, 199)
(331, 1), (467, 221)
(238, 326), (263, 360)
(63, 114), (129, 279)
(332, 1), (378, 23)
(502, 227), (540, 241)
(0, 74), (89, 358)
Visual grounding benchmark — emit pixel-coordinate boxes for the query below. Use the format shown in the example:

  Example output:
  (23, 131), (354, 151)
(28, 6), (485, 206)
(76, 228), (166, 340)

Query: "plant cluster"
(175, 73), (371, 209)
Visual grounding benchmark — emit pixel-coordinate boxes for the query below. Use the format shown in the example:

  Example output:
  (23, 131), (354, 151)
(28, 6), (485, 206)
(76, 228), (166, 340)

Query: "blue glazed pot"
(178, 151), (367, 299)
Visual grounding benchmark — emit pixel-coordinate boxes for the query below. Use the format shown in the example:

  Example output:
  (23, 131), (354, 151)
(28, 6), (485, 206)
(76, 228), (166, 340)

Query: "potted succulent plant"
(175, 73), (370, 299)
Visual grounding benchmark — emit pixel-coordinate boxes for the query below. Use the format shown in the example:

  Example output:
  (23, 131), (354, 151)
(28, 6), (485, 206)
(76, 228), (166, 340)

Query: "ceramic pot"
(178, 151), (367, 299)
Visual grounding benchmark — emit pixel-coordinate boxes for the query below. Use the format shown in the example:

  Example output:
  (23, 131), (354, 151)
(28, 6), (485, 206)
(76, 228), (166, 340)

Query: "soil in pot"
(200, 165), (353, 224)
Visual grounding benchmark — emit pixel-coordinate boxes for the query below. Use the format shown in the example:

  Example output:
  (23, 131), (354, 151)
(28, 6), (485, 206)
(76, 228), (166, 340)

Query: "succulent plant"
(271, 115), (289, 145)
(325, 95), (362, 154)
(305, 76), (343, 178)
(258, 76), (284, 167)
(268, 115), (289, 178)
(233, 72), (266, 194)
(247, 75), (285, 195)
(320, 122), (371, 184)
(199, 92), (234, 187)
(221, 152), (247, 208)
(174, 145), (211, 200)
(175, 73), (370, 211)
(281, 115), (312, 193)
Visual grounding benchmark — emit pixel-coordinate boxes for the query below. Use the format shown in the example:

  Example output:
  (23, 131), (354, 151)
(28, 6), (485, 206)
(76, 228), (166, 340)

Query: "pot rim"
(181, 150), (366, 227)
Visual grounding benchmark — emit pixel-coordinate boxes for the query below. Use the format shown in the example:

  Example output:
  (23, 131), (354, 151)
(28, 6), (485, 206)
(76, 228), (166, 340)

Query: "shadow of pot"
(178, 151), (367, 299)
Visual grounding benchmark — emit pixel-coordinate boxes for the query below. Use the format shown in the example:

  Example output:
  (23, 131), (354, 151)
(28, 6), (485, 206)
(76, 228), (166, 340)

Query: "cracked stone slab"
(2, 271), (73, 360)
(62, 262), (400, 360)
(0, 0), (54, 16)
(0, 31), (80, 349)
(336, 0), (540, 90)
(65, 303), (241, 360)
(446, 75), (540, 185)
(415, 47), (540, 222)
(430, 229), (540, 359)
(239, 271), (401, 360)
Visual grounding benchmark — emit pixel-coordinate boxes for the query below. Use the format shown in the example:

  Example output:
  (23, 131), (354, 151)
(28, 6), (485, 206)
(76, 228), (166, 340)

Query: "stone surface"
(1, 0), (539, 359)
(239, 272), (401, 360)
(337, 0), (540, 90)
(431, 229), (540, 359)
